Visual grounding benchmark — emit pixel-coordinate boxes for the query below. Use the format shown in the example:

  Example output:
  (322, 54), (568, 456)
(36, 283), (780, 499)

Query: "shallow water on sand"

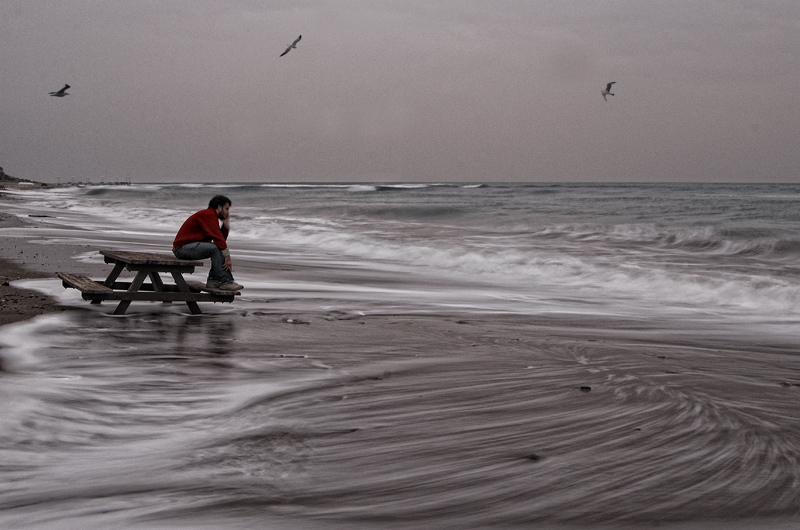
(1, 305), (799, 529)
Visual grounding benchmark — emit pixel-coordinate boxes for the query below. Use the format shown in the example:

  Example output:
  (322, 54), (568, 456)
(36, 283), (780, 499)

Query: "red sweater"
(173, 208), (229, 252)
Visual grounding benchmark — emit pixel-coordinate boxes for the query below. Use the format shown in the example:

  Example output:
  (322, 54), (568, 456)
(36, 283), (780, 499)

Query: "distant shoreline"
(1, 163), (133, 188)
(0, 164), (47, 188)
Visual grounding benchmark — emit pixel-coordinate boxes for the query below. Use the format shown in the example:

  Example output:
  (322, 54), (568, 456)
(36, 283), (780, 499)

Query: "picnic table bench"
(58, 249), (240, 315)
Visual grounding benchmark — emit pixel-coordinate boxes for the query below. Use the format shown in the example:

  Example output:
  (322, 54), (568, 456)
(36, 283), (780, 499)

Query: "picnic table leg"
(170, 272), (202, 315)
(149, 271), (172, 305)
(113, 270), (148, 315)
(92, 261), (125, 304)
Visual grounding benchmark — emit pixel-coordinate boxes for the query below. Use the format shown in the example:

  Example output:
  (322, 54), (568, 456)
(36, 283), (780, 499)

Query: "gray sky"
(2, 1), (800, 183)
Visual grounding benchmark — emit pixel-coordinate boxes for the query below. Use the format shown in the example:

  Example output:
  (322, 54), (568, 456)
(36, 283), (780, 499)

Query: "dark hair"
(208, 195), (232, 209)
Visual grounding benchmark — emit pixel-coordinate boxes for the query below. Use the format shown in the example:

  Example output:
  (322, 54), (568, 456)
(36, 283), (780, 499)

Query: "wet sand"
(0, 210), (69, 326)
(0, 256), (63, 326)
(0, 197), (111, 326)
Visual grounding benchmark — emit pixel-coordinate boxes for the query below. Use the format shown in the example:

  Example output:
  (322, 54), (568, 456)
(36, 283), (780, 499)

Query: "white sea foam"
(0, 313), (77, 372)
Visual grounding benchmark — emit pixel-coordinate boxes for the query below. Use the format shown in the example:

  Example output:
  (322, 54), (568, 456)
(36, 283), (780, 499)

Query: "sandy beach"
(0, 256), (62, 326)
(0, 198), (109, 326)
(0, 186), (115, 327)
(0, 209), (64, 326)
(1, 186), (799, 529)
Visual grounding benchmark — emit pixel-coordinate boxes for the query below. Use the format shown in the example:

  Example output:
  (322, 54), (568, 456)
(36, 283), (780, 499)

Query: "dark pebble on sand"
(579, 386), (591, 392)
(526, 454), (542, 461)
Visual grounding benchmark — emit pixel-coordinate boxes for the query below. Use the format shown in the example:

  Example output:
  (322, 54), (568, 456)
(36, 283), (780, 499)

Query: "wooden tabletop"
(100, 249), (204, 267)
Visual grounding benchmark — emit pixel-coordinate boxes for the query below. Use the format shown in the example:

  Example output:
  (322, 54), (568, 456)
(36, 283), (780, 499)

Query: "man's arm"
(220, 215), (230, 239)
(220, 211), (232, 271)
(196, 209), (229, 250)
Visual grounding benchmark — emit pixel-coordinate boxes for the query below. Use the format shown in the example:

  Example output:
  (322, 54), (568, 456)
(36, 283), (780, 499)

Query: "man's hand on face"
(217, 204), (231, 229)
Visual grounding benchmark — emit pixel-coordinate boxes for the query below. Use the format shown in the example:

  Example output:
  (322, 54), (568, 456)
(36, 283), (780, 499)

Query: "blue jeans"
(173, 242), (234, 283)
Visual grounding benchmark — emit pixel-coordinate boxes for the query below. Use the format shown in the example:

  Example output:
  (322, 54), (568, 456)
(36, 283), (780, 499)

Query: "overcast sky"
(2, 1), (799, 183)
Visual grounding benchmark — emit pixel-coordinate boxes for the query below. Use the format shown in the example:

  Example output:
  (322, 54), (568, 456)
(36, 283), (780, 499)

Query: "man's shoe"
(218, 281), (244, 291)
(206, 280), (221, 289)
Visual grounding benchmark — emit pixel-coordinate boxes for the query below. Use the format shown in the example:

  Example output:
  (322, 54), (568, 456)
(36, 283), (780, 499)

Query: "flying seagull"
(280, 35), (301, 57)
(49, 84), (71, 97)
(601, 82), (616, 101)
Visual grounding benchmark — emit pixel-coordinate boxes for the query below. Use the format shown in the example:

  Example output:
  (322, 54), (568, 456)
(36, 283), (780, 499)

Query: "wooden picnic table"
(58, 249), (239, 315)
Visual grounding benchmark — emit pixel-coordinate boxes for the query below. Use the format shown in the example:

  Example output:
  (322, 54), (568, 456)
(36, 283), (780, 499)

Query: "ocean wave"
(359, 183), (464, 192)
(12, 182), (800, 319)
(533, 223), (800, 260)
(234, 215), (800, 316)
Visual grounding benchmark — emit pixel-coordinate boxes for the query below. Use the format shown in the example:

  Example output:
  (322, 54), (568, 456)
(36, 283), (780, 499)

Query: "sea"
(1, 182), (799, 529)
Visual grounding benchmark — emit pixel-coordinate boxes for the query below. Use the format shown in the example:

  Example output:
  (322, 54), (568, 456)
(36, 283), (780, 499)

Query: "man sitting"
(172, 195), (244, 291)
